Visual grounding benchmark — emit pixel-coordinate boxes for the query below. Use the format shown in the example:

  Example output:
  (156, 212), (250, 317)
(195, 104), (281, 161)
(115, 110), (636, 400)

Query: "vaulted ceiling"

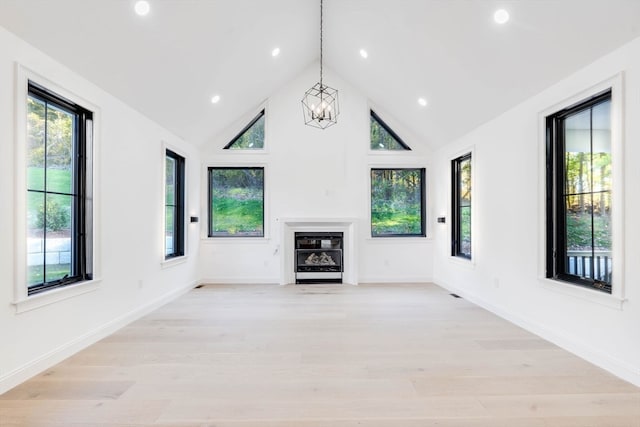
(1, 0), (639, 149)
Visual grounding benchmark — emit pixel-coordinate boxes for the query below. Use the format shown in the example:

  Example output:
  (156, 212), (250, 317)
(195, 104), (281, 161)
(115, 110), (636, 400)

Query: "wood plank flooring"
(1, 283), (639, 426)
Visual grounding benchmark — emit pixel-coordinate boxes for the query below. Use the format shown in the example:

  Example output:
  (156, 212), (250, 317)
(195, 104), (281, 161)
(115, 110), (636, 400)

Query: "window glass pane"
(564, 109), (591, 154)
(165, 206), (175, 256)
(227, 114), (264, 149)
(43, 193), (73, 283)
(459, 157), (471, 207)
(592, 100), (611, 153)
(45, 104), (75, 194)
(592, 101), (612, 193)
(565, 194), (594, 253)
(27, 97), (46, 192)
(370, 115), (409, 150)
(592, 152), (612, 193)
(165, 156), (175, 205)
(459, 206), (471, 257)
(27, 191), (45, 287)
(564, 109), (591, 196)
(593, 191), (612, 282)
(371, 169), (424, 236)
(210, 168), (264, 237)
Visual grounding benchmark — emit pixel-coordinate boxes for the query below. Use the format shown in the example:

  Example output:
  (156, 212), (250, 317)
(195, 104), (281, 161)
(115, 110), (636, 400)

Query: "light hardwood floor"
(1, 283), (639, 426)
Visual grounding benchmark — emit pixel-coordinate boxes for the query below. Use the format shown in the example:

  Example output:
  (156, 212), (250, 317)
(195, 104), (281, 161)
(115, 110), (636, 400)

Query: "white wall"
(433, 36), (640, 386)
(0, 26), (201, 393)
(199, 64), (435, 284)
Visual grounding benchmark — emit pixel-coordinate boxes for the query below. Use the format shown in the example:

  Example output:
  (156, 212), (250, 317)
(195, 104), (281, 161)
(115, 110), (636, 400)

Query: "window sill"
(13, 279), (102, 314)
(538, 278), (626, 310)
(161, 255), (188, 269)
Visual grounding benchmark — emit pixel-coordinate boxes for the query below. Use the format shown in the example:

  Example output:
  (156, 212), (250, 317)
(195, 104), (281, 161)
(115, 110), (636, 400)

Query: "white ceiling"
(1, 0), (639, 149)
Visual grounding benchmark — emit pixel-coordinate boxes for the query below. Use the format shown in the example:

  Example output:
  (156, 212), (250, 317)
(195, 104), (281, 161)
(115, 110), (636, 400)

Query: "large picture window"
(371, 168), (425, 237)
(546, 90), (612, 293)
(208, 167), (264, 237)
(165, 149), (185, 259)
(26, 81), (93, 295)
(452, 153), (471, 259)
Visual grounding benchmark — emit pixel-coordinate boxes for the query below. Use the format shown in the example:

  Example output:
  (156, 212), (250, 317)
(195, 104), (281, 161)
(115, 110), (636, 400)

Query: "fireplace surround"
(278, 218), (358, 285)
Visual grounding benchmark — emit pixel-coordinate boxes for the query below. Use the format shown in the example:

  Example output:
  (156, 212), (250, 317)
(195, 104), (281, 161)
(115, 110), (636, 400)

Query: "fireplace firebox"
(295, 232), (343, 284)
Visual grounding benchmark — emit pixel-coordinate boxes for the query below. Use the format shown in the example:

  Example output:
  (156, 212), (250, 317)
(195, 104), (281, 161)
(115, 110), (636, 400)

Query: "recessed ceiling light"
(134, 0), (150, 16)
(359, 49), (368, 59)
(494, 9), (509, 24)
(211, 95), (221, 104)
(272, 47), (281, 57)
(418, 98), (428, 107)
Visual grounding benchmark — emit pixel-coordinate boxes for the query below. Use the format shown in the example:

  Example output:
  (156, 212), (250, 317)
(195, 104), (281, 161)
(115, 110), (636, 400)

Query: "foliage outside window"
(370, 110), (411, 151)
(546, 90), (612, 293)
(223, 110), (265, 150)
(452, 153), (471, 259)
(208, 167), (264, 237)
(26, 81), (93, 295)
(165, 149), (185, 259)
(371, 168), (425, 237)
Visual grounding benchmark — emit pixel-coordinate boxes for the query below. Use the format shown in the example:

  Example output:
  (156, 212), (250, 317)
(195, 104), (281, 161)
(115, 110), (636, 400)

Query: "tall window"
(546, 90), (612, 293)
(370, 168), (425, 237)
(223, 110), (265, 150)
(26, 81), (93, 295)
(208, 167), (264, 237)
(165, 149), (185, 259)
(370, 111), (411, 151)
(452, 153), (472, 259)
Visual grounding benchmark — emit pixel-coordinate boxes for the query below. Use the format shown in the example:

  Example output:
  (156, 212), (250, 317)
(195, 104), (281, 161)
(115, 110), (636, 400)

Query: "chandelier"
(302, 0), (339, 129)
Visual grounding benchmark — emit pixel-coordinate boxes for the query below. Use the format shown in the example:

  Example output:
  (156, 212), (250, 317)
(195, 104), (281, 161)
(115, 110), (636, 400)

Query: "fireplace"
(295, 232), (343, 284)
(278, 217), (357, 285)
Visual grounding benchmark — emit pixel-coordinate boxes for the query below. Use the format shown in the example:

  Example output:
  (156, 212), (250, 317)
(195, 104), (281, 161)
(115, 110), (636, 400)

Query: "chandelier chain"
(320, 0), (323, 86)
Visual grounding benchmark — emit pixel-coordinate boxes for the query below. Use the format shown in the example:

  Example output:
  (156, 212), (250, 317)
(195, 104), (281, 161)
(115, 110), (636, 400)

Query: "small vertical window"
(370, 111), (411, 151)
(165, 149), (185, 259)
(208, 167), (264, 237)
(223, 110), (265, 150)
(26, 81), (93, 295)
(451, 153), (472, 259)
(546, 90), (612, 293)
(370, 168), (425, 237)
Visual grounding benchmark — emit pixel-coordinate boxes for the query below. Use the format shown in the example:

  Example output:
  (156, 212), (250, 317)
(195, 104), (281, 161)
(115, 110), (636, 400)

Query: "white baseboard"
(0, 280), (196, 395)
(358, 276), (433, 284)
(434, 279), (640, 388)
(199, 277), (279, 285)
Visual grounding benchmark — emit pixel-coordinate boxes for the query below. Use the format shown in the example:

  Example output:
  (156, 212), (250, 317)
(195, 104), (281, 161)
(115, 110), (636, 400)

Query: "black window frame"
(223, 109), (265, 150)
(208, 166), (265, 238)
(27, 81), (93, 296)
(546, 89), (612, 293)
(451, 153), (472, 259)
(370, 110), (411, 151)
(165, 149), (185, 259)
(370, 167), (426, 238)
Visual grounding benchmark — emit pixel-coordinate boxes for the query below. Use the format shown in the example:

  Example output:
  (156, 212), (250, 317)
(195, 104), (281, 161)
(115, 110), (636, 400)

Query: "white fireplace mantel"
(277, 217), (358, 285)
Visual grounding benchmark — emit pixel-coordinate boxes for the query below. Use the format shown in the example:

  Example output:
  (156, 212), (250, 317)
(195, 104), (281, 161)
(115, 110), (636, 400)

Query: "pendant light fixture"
(302, 0), (339, 129)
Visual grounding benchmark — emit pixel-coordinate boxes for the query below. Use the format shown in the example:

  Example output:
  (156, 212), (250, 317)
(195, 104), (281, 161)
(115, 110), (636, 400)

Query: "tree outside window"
(371, 168), (425, 237)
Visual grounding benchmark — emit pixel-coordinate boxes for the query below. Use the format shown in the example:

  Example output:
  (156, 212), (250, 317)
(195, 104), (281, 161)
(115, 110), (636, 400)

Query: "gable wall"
(199, 65), (435, 284)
